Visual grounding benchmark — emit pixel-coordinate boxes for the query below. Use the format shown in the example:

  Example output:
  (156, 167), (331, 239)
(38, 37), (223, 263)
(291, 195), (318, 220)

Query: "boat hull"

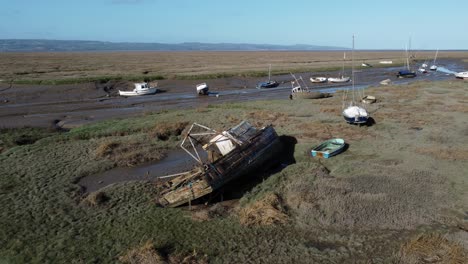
(455, 72), (468, 79)
(310, 77), (327, 83)
(118, 88), (158, 96)
(397, 70), (417, 78)
(328, 77), (350, 83)
(361, 95), (376, 104)
(196, 83), (209, 95)
(256, 81), (279, 89)
(342, 106), (369, 124)
(311, 138), (345, 159)
(158, 125), (282, 207)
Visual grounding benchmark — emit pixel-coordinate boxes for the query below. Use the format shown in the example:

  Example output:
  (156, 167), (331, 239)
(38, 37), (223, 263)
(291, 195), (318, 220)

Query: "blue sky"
(1, 0), (466, 49)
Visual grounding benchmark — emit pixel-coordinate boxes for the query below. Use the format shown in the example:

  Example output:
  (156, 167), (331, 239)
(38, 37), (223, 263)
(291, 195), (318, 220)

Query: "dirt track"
(0, 58), (465, 128)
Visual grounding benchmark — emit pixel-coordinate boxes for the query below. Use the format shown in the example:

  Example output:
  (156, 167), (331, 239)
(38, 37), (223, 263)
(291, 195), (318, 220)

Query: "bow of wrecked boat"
(157, 121), (282, 207)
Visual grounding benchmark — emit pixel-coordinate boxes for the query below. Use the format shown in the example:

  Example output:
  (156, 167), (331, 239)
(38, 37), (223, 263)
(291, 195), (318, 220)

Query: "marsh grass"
(0, 127), (57, 153)
(398, 233), (467, 264)
(0, 80), (467, 263)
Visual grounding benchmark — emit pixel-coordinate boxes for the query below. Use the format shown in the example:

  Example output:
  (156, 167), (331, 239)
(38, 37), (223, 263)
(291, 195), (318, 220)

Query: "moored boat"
(380, 79), (391, 85)
(256, 64), (279, 89)
(343, 105), (369, 124)
(455, 71), (468, 79)
(329, 52), (351, 83)
(418, 68), (428, 73)
(311, 138), (346, 159)
(430, 49), (439, 71)
(328, 76), (351, 83)
(342, 36), (369, 125)
(397, 70), (417, 78)
(310, 77), (327, 83)
(361, 95), (376, 104)
(118, 82), (159, 96)
(196, 83), (209, 95)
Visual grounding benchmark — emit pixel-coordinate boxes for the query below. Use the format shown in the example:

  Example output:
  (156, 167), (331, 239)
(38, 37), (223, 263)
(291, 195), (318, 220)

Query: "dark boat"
(397, 70), (417, 78)
(157, 121), (282, 207)
(256, 64), (279, 89)
(256, 80), (280, 89)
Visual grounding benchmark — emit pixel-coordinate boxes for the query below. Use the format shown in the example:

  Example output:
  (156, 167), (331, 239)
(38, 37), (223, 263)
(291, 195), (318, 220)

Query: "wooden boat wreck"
(157, 121), (282, 207)
(290, 74), (331, 99)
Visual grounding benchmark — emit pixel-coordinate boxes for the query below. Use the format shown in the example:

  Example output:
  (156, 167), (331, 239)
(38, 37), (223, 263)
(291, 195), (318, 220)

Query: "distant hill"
(0, 39), (346, 52)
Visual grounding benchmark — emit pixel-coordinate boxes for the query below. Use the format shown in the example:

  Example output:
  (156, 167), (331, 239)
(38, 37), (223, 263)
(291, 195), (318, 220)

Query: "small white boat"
(118, 82), (159, 97)
(421, 63), (428, 68)
(379, 60), (393, 64)
(310, 77), (327, 83)
(455, 71), (468, 79)
(418, 68), (428, 73)
(361, 63), (372, 67)
(380, 79), (391, 85)
(361, 95), (376, 104)
(196, 83), (209, 95)
(328, 76), (350, 83)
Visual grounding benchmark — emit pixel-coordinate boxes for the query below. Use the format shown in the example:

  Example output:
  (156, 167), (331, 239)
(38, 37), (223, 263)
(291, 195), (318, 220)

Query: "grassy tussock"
(149, 121), (188, 141)
(398, 233), (467, 264)
(119, 241), (209, 264)
(83, 191), (108, 206)
(94, 137), (167, 167)
(238, 193), (288, 226)
(245, 110), (290, 127)
(119, 241), (165, 264)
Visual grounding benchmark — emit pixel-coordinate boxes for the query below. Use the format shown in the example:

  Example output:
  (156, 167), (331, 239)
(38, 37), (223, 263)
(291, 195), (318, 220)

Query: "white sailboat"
(430, 49), (439, 71)
(342, 35), (369, 124)
(328, 52), (351, 83)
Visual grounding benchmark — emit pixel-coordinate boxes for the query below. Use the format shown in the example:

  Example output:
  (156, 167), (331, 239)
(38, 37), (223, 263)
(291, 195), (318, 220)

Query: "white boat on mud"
(310, 77), (327, 83)
(196, 83), (209, 95)
(379, 60), (393, 64)
(118, 82), (159, 97)
(328, 76), (350, 83)
(455, 71), (468, 79)
(342, 35), (369, 125)
(380, 79), (391, 85)
(329, 52), (351, 83)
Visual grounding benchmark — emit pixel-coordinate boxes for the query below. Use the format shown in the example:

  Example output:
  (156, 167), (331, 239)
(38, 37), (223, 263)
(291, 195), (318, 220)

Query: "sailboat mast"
(433, 49), (439, 64)
(268, 64), (271, 82)
(352, 35), (355, 104)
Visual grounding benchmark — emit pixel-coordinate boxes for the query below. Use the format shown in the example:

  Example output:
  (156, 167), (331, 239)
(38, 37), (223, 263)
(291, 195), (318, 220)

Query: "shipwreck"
(157, 121), (282, 207)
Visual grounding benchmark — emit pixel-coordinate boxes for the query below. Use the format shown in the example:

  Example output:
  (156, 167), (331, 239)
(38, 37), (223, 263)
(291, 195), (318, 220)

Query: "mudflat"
(0, 51), (467, 128)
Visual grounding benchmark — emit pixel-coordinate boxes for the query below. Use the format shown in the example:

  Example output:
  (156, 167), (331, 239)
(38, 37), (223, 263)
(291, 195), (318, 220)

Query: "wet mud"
(0, 59), (465, 128)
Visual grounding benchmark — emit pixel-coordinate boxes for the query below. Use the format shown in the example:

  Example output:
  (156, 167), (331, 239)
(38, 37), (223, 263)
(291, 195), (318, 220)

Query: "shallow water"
(78, 149), (206, 193)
